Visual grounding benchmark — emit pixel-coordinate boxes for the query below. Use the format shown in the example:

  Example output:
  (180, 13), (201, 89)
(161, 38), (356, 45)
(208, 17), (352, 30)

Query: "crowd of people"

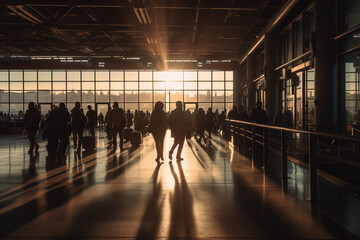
(18, 100), (273, 164)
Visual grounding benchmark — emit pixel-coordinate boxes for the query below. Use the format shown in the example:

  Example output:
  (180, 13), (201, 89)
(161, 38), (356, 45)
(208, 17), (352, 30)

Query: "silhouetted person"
(48, 103), (71, 160)
(248, 101), (268, 124)
(98, 112), (104, 127)
(218, 110), (226, 132)
(228, 105), (240, 120)
(196, 108), (206, 143)
(71, 102), (87, 152)
(111, 102), (126, 151)
(105, 107), (112, 140)
(86, 105), (97, 137)
(168, 101), (187, 161)
(185, 109), (194, 139)
(23, 102), (41, 154)
(126, 110), (134, 128)
(284, 109), (293, 128)
(149, 101), (167, 161)
(205, 107), (216, 139)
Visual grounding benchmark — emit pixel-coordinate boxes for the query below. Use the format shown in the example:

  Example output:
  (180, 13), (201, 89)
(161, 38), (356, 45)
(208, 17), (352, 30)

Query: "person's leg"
(153, 133), (160, 159)
(73, 130), (78, 149)
(90, 126), (95, 137)
(169, 137), (179, 159)
(27, 131), (35, 152)
(176, 136), (185, 159)
(78, 128), (83, 150)
(113, 126), (118, 149)
(119, 128), (124, 150)
(159, 132), (165, 160)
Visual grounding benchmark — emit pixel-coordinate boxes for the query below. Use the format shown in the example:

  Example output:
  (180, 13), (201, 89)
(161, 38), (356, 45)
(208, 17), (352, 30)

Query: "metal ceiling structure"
(0, 0), (285, 61)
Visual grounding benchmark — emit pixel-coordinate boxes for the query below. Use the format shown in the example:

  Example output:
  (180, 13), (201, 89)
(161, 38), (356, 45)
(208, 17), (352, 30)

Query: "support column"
(265, 31), (278, 121)
(235, 68), (242, 107)
(247, 53), (256, 113)
(314, 0), (337, 132)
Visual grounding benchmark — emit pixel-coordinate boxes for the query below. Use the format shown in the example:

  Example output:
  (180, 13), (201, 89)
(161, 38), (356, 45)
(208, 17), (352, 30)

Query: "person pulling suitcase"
(111, 102), (127, 151)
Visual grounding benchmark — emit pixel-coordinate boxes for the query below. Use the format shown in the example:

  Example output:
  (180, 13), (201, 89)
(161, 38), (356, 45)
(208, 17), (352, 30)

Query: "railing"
(224, 119), (360, 204)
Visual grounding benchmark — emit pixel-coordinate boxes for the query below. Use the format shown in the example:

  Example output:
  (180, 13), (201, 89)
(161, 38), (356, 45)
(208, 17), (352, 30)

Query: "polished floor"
(0, 130), (337, 239)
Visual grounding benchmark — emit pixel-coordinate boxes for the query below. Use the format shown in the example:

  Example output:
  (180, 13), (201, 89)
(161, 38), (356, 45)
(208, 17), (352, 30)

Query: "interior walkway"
(0, 129), (337, 239)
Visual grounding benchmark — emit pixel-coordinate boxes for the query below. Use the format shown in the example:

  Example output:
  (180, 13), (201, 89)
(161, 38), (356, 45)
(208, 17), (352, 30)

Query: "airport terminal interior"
(0, 0), (359, 239)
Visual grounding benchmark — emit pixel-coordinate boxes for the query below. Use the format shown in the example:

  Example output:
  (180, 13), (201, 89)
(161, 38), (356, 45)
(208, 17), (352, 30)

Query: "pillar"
(265, 31), (278, 121)
(314, 0), (337, 132)
(247, 53), (256, 113)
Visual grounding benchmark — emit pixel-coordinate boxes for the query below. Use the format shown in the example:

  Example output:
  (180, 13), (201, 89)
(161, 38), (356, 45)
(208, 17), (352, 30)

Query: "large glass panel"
(110, 82), (123, 90)
(96, 91), (109, 102)
(139, 70), (152, 81)
(225, 71), (233, 81)
(38, 91), (51, 102)
(184, 82), (197, 90)
(0, 90), (9, 103)
(226, 91), (234, 102)
(199, 82), (211, 90)
(184, 91), (197, 102)
(139, 91), (152, 102)
(67, 91), (81, 102)
(82, 70), (95, 81)
(53, 70), (66, 81)
(169, 91), (183, 102)
(24, 82), (37, 91)
(110, 91), (124, 102)
(125, 82), (138, 89)
(154, 82), (166, 90)
(125, 91), (138, 102)
(125, 70), (138, 81)
(199, 91), (211, 102)
(166, 81), (182, 90)
(213, 103), (225, 112)
(25, 91), (37, 103)
(199, 103), (211, 110)
(139, 82), (152, 90)
(96, 82), (109, 91)
(111, 70), (124, 81)
(53, 82), (66, 90)
(0, 104), (8, 112)
(82, 82), (94, 91)
(226, 82), (233, 90)
(67, 82), (80, 90)
(213, 71), (224, 81)
(10, 82), (23, 91)
(154, 91), (165, 102)
(53, 91), (66, 102)
(96, 70), (109, 81)
(0, 70), (8, 81)
(0, 82), (9, 92)
(213, 82), (224, 90)
(39, 82), (51, 90)
(198, 70), (211, 81)
(24, 70), (37, 81)
(10, 104), (23, 114)
(10, 70), (23, 81)
(82, 90), (94, 102)
(184, 70), (197, 81)
(67, 70), (80, 81)
(212, 91), (224, 102)
(125, 103), (138, 111)
(38, 70), (51, 81)
(139, 103), (152, 112)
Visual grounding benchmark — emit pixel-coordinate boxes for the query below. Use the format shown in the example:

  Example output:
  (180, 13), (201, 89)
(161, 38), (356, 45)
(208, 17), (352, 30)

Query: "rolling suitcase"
(130, 131), (142, 146)
(83, 136), (96, 151)
(124, 128), (133, 141)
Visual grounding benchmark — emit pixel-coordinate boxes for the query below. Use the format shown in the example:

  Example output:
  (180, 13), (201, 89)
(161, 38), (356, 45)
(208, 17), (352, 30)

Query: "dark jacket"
(86, 109), (97, 127)
(169, 108), (187, 139)
(149, 109), (167, 135)
(71, 107), (87, 130)
(49, 107), (71, 134)
(23, 108), (41, 131)
(248, 108), (268, 124)
(111, 108), (126, 128)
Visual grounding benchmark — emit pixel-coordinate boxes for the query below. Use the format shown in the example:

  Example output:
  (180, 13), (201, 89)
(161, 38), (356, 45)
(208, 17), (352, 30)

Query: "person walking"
(71, 102), (87, 152)
(111, 102), (127, 151)
(86, 105), (97, 137)
(23, 102), (41, 154)
(196, 108), (206, 143)
(149, 101), (167, 161)
(105, 106), (112, 140)
(205, 107), (216, 139)
(168, 101), (187, 161)
(248, 101), (268, 124)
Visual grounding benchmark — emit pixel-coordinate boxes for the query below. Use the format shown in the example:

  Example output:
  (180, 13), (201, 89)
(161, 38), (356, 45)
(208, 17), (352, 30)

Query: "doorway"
(184, 102), (198, 113)
(95, 103), (110, 127)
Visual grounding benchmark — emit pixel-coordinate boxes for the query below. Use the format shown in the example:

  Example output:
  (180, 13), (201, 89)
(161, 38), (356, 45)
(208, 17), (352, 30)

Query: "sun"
(157, 71), (184, 90)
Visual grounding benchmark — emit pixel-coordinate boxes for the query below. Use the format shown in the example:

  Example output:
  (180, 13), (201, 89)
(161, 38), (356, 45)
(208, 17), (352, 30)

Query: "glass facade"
(0, 69), (233, 114)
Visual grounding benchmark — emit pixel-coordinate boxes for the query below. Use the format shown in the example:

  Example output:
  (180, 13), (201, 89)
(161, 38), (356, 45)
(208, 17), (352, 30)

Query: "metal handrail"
(224, 119), (360, 205)
(226, 119), (360, 143)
